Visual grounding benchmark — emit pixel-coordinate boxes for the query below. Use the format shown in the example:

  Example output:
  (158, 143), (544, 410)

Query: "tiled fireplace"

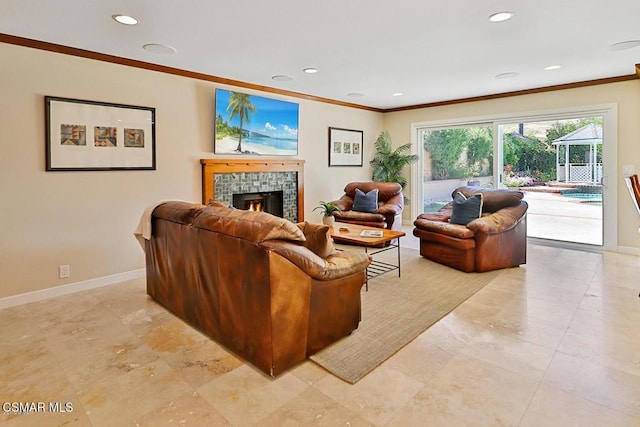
(221, 174), (292, 218)
(200, 159), (305, 222)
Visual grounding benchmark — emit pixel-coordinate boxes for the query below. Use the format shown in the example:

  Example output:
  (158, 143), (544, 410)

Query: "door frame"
(410, 103), (618, 250)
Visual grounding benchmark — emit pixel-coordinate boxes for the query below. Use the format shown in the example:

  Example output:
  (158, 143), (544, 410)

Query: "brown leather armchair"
(413, 186), (527, 272)
(330, 182), (404, 231)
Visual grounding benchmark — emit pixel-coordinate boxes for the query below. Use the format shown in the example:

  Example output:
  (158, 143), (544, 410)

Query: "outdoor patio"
(522, 190), (602, 246)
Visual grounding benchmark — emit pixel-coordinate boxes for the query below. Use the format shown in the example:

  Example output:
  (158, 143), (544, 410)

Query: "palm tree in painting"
(226, 92), (256, 152)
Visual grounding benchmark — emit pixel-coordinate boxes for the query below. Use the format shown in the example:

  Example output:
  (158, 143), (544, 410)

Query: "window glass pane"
(422, 125), (493, 212)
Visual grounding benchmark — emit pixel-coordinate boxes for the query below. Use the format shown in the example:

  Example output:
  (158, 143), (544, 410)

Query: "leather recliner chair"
(413, 186), (528, 272)
(330, 182), (404, 231)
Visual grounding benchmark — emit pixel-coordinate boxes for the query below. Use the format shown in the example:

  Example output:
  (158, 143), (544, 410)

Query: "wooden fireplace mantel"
(200, 158), (305, 221)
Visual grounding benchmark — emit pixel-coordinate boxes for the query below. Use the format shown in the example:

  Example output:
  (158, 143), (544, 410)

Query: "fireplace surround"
(201, 159), (305, 222)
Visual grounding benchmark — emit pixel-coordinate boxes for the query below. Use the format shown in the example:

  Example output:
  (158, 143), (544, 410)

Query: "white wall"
(383, 80), (640, 250)
(0, 42), (383, 299)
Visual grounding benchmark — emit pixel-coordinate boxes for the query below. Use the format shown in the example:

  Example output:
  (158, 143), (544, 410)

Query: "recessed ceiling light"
(142, 43), (177, 54)
(272, 75), (293, 81)
(545, 65), (561, 70)
(489, 12), (514, 22)
(112, 14), (138, 25)
(347, 92), (365, 97)
(495, 71), (519, 79)
(608, 40), (640, 51)
(303, 68), (318, 74)
(392, 92), (403, 97)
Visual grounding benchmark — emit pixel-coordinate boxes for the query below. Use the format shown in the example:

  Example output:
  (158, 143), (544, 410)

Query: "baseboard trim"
(0, 269), (145, 310)
(614, 245), (640, 256)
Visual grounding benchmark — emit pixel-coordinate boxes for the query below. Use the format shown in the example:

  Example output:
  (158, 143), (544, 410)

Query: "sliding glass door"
(415, 105), (616, 248)
(496, 118), (603, 245)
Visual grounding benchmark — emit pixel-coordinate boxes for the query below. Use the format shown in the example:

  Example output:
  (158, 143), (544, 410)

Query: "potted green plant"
(313, 201), (340, 226)
(370, 131), (418, 203)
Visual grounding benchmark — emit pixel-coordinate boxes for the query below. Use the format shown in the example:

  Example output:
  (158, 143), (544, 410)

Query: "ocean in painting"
(238, 136), (297, 151)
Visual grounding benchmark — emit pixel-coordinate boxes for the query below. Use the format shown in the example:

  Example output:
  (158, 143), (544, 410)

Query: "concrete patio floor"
(521, 190), (603, 246)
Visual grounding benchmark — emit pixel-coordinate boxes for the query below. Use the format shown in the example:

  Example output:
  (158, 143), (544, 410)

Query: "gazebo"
(552, 123), (602, 183)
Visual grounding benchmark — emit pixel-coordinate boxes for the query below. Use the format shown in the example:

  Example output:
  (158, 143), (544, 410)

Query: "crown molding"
(0, 33), (383, 113)
(385, 74), (639, 113)
(2, 33), (638, 114)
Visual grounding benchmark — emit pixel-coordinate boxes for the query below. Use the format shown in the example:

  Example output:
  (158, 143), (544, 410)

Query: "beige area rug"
(310, 247), (500, 383)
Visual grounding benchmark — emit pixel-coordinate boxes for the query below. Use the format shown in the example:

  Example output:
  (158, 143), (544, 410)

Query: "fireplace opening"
(232, 191), (284, 217)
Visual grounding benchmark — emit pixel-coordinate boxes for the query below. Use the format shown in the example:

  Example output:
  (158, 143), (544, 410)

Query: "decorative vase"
(322, 215), (335, 227)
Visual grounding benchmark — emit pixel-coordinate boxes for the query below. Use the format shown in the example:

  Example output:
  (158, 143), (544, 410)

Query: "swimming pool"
(560, 191), (602, 203)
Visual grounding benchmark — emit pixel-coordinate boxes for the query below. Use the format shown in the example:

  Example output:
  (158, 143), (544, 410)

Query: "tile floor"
(1, 233), (639, 426)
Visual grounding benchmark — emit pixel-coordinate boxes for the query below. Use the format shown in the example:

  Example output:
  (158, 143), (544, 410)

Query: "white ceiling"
(2, 0), (639, 110)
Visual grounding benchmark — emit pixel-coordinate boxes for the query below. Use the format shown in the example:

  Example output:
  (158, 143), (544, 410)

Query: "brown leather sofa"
(143, 201), (370, 377)
(330, 182), (404, 231)
(413, 187), (528, 273)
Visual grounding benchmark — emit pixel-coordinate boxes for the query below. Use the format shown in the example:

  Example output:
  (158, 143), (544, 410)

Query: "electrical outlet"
(622, 164), (635, 175)
(59, 265), (70, 279)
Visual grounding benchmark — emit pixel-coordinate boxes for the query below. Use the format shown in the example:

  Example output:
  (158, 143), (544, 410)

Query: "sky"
(215, 89), (299, 139)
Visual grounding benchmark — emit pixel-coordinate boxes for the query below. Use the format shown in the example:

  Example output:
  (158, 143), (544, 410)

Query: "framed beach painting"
(214, 89), (299, 155)
(328, 127), (363, 167)
(45, 96), (155, 171)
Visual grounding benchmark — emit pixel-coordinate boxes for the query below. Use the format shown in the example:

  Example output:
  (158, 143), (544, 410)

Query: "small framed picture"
(328, 127), (363, 167)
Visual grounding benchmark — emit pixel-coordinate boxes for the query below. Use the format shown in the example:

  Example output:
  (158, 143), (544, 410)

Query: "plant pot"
(322, 215), (335, 227)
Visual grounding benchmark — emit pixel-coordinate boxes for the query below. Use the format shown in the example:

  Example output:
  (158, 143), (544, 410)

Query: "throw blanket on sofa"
(133, 201), (175, 250)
